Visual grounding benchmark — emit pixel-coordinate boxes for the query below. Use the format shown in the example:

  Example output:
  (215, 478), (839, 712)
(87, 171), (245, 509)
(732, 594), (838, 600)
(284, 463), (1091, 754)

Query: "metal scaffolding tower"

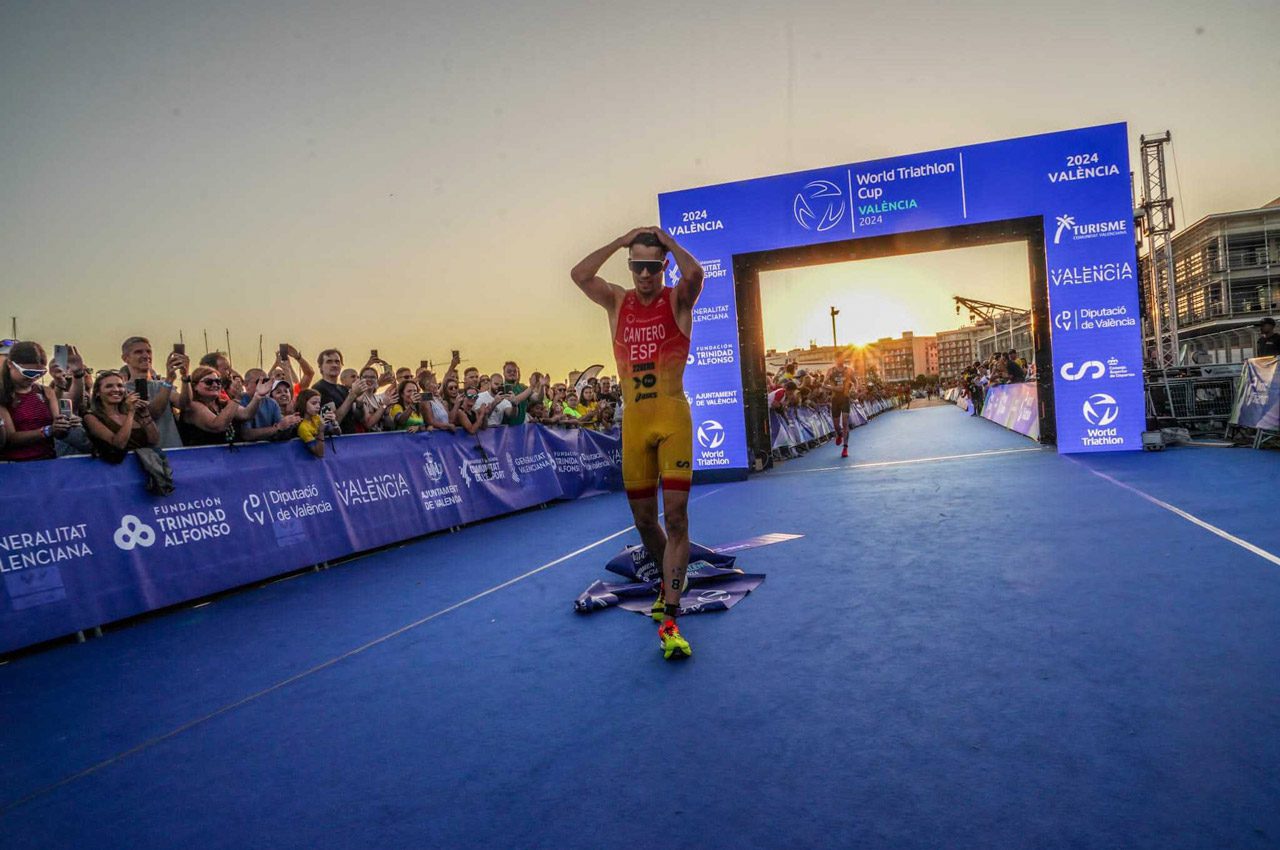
(1139, 131), (1179, 366)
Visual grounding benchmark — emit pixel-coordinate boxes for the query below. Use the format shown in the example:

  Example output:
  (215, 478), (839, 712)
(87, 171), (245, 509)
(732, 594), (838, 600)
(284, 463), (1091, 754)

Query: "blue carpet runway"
(2, 405), (1279, 849)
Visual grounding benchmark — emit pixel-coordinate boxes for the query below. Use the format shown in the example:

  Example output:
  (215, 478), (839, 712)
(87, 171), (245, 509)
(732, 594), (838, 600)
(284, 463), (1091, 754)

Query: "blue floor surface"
(2, 404), (1279, 849)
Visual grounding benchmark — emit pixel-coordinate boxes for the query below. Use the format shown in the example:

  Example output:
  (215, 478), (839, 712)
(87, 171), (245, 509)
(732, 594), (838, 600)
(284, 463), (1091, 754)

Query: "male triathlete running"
(571, 227), (704, 660)
(825, 354), (854, 459)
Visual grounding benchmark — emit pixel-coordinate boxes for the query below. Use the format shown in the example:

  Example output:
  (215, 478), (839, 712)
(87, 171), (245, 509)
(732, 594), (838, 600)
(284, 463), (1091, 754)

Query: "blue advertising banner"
(658, 123), (1144, 467)
(980, 383), (1041, 440)
(0, 427), (621, 654)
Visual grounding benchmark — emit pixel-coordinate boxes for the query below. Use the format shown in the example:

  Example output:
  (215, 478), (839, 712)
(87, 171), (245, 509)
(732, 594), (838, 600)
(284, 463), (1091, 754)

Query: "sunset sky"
(3, 1), (1278, 379)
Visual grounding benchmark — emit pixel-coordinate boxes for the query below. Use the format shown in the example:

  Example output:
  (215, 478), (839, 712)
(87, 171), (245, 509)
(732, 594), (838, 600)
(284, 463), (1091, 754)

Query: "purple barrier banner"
(979, 382), (1040, 440)
(1230, 356), (1279, 431)
(0, 426), (621, 654)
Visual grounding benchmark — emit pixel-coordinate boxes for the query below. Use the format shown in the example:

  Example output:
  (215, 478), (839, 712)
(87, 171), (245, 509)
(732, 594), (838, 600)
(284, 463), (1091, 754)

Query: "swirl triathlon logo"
(793, 180), (845, 232)
(1082, 393), (1120, 427)
(113, 514), (157, 550)
(696, 420), (726, 449)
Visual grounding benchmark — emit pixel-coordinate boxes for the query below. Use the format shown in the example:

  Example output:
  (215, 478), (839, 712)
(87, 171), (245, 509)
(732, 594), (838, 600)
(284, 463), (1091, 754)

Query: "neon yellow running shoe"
(658, 618), (692, 660)
(651, 593), (666, 623)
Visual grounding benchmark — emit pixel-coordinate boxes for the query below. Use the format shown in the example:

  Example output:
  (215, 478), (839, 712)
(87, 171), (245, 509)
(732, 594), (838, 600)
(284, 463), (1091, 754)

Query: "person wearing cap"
(1256, 318), (1279, 357)
(238, 368), (301, 441)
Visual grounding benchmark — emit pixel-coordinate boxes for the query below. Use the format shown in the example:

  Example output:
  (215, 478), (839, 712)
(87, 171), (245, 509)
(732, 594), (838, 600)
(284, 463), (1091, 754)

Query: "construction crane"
(954, 295), (1029, 359)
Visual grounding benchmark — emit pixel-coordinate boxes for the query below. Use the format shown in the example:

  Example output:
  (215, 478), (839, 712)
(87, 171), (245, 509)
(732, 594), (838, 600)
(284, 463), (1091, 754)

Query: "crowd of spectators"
(765, 357), (888, 417)
(956, 349), (1033, 416)
(0, 336), (622, 464)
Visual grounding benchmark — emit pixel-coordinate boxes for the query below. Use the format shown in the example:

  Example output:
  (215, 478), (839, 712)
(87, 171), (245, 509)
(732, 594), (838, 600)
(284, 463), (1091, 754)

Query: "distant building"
(870, 331), (937, 384)
(1143, 197), (1280, 364)
(936, 325), (983, 380)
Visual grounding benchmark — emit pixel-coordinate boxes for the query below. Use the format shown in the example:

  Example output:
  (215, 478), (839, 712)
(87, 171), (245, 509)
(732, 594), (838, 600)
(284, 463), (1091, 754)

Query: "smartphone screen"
(278, 344), (289, 362)
(58, 398), (73, 417)
(135, 378), (149, 400)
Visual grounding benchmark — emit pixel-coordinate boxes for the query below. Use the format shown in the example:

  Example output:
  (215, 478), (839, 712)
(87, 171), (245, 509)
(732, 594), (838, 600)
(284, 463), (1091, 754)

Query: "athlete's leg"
(622, 419), (665, 563)
(659, 487), (690, 608)
(627, 495), (667, 573)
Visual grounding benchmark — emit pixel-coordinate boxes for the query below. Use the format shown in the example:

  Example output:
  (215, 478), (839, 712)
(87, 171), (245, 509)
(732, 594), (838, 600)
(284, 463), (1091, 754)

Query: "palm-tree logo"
(1054, 215), (1076, 244)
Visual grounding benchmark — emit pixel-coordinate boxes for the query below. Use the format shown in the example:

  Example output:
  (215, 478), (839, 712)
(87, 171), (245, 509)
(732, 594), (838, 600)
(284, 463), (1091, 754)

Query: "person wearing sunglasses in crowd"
(571, 226), (704, 660)
(452, 387), (490, 435)
(178, 365), (271, 447)
(0, 341), (77, 462)
(351, 365), (392, 433)
(82, 371), (160, 462)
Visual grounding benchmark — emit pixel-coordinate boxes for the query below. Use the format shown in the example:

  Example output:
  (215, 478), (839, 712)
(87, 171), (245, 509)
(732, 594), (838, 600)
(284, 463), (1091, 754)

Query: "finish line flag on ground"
(573, 534), (801, 616)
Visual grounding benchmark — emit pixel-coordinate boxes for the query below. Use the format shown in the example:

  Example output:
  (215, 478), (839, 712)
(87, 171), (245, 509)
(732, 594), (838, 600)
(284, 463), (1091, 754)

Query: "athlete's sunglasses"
(628, 259), (664, 275)
(16, 366), (47, 380)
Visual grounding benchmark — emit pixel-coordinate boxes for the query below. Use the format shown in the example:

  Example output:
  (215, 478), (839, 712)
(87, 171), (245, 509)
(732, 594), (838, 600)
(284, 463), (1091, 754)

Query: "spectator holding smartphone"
(47, 345), (87, 415)
(388, 380), (426, 432)
(179, 366), (270, 446)
(352, 366), (391, 432)
(83, 372), (159, 461)
(0, 342), (68, 461)
(417, 371), (454, 431)
(453, 387), (487, 434)
(294, 389), (327, 458)
(312, 349), (364, 435)
(476, 372), (513, 427)
(120, 337), (186, 448)
(499, 361), (535, 425)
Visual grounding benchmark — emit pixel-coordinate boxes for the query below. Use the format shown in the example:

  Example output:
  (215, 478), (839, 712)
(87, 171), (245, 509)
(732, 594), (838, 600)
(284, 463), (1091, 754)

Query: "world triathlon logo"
(1082, 393), (1120, 426)
(793, 180), (845, 232)
(696, 420), (726, 449)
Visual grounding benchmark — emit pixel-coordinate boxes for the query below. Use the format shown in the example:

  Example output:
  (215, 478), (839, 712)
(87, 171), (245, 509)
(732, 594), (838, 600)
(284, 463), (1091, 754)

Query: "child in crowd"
(295, 389), (326, 458)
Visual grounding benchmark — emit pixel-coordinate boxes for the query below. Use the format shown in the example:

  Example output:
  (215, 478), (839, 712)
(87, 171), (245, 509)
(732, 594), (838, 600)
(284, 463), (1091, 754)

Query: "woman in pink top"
(0, 341), (72, 461)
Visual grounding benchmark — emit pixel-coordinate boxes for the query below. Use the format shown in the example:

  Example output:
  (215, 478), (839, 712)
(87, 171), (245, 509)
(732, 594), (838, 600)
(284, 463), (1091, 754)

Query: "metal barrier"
(1144, 365), (1241, 433)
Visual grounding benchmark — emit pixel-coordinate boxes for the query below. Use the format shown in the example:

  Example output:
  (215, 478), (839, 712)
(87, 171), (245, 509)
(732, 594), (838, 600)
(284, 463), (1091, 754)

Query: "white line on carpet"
(772, 446), (1045, 476)
(1071, 462), (1280, 568)
(0, 487), (723, 813)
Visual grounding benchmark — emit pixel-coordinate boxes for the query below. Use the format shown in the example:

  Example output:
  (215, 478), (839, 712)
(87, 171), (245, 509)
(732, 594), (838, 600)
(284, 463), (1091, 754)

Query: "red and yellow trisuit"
(611, 287), (693, 500)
